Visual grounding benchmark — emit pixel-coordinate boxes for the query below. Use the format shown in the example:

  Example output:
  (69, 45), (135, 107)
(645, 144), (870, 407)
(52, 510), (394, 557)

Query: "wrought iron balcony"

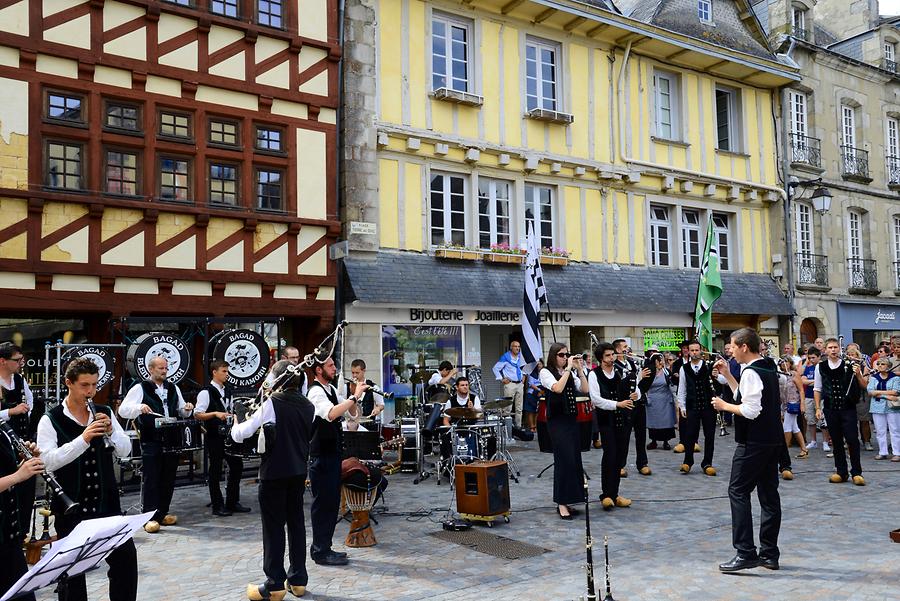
(841, 146), (871, 182)
(796, 253), (828, 287)
(847, 258), (878, 293)
(882, 58), (898, 74)
(888, 155), (900, 187)
(894, 261), (900, 291)
(790, 133), (822, 169)
(791, 26), (811, 42)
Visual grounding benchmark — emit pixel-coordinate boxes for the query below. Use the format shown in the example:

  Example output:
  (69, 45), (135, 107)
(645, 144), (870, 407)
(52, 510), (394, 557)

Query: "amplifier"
(455, 461), (510, 516)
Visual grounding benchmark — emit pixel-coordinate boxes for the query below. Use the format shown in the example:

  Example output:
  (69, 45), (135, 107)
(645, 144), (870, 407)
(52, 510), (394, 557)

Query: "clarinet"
(86, 398), (115, 451)
(581, 475), (596, 601)
(0, 421), (80, 516)
(603, 535), (615, 601)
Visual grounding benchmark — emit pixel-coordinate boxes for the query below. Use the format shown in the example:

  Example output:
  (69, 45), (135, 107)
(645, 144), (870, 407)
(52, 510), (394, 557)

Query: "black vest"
(46, 404), (121, 518)
(259, 390), (315, 481)
(448, 393), (475, 409)
(818, 360), (858, 411)
(0, 431), (21, 543)
(733, 362), (783, 446)
(683, 361), (714, 412)
(592, 366), (629, 428)
(309, 381), (343, 456)
(202, 383), (232, 435)
(1, 373), (29, 439)
(544, 369), (579, 418)
(137, 381), (180, 441)
(347, 379), (376, 417)
(615, 359), (644, 405)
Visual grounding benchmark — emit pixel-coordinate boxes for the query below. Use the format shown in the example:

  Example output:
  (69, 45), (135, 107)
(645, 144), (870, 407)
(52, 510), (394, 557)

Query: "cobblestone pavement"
(33, 434), (900, 601)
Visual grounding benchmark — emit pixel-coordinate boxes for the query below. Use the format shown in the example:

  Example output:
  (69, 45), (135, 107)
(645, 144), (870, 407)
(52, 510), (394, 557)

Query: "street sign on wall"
(642, 328), (687, 351)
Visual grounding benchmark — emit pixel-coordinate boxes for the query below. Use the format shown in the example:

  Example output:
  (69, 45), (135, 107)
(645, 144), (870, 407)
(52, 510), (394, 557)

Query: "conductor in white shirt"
(118, 356), (194, 534)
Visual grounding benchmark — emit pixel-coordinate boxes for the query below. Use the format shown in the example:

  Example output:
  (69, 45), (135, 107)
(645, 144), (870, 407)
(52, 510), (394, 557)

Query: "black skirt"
(547, 413), (585, 506)
(649, 427), (676, 441)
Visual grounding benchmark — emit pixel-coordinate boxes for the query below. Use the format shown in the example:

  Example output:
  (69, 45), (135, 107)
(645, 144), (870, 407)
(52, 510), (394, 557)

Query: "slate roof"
(577, 0), (621, 12)
(344, 251), (793, 316)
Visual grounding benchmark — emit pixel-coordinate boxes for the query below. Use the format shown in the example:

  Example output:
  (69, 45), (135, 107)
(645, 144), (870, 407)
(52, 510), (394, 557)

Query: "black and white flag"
(521, 221), (547, 373)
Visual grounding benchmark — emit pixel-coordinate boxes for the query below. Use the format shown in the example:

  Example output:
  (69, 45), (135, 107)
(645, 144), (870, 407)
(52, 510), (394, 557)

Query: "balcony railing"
(882, 58), (898, 74)
(894, 261), (900, 291)
(841, 145), (871, 181)
(888, 155), (900, 186)
(796, 253), (828, 287)
(791, 26), (811, 42)
(847, 258), (878, 292)
(790, 133), (822, 169)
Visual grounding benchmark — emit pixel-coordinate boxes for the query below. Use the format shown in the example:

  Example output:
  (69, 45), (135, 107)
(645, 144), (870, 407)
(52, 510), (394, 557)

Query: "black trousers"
(777, 440), (792, 472)
(728, 443), (781, 561)
(824, 407), (862, 478)
(55, 516), (138, 601)
(683, 407), (717, 468)
(621, 404), (647, 469)
(259, 475), (307, 590)
(140, 442), (179, 522)
(207, 434), (243, 509)
(309, 451), (342, 558)
(597, 419), (629, 501)
(547, 414), (584, 506)
(0, 541), (34, 601)
(15, 477), (35, 536)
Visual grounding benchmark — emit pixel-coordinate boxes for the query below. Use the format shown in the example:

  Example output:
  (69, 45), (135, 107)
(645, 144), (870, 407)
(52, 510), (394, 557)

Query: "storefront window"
(0, 318), (87, 390)
(381, 325), (462, 407)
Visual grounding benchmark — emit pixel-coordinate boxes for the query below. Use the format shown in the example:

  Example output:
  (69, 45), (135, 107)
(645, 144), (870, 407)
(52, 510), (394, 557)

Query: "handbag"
(786, 402), (801, 415)
(887, 396), (900, 409)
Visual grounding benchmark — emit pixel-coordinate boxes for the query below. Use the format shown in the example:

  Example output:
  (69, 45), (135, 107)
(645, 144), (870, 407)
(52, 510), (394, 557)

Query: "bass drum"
(208, 329), (271, 392)
(223, 396), (262, 458)
(61, 346), (116, 391)
(126, 332), (191, 383)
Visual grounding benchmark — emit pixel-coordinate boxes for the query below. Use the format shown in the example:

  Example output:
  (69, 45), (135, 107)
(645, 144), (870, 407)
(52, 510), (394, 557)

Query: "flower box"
(484, 252), (526, 265)
(540, 255), (569, 266)
(434, 247), (480, 261)
(891, 529), (900, 544)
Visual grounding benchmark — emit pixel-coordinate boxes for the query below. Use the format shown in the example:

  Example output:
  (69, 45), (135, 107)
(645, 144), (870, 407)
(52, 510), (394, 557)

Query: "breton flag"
(694, 215), (723, 351)
(521, 221), (547, 372)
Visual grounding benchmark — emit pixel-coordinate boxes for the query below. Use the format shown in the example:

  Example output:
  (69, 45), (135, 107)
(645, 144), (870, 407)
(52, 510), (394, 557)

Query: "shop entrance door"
(479, 326), (521, 404)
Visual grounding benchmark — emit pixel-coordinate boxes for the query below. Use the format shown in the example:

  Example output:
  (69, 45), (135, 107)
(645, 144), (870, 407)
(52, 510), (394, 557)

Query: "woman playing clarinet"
(540, 342), (589, 520)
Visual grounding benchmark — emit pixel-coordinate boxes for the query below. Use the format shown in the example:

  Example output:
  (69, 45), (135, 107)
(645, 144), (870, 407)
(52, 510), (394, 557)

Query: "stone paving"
(33, 434), (900, 601)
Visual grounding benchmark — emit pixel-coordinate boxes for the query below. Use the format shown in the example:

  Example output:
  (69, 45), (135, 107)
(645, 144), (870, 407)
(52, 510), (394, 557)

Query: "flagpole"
(691, 217), (710, 344)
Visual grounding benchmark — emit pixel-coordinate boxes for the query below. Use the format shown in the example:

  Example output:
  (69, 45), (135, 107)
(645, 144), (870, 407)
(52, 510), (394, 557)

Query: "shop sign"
(874, 309), (897, 325)
(642, 328), (686, 352)
(409, 307), (572, 324)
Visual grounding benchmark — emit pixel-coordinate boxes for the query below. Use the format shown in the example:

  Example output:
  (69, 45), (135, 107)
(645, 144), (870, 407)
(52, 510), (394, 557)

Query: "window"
(165, 0), (192, 4)
(45, 142), (83, 190)
(255, 126), (284, 152)
(847, 210), (863, 260)
(789, 90), (807, 137)
(211, 0), (239, 17)
(47, 92), (84, 124)
(258, 0), (283, 28)
(209, 163), (239, 206)
(525, 38), (560, 111)
(649, 205), (671, 267)
(698, 0), (712, 22)
(105, 150), (139, 196)
(524, 184), (554, 249)
(209, 119), (240, 147)
(159, 111), (192, 139)
(159, 157), (191, 201)
(681, 209), (701, 269)
(894, 217), (900, 288)
(715, 86), (740, 152)
(888, 117), (900, 157)
(796, 202), (814, 255)
(841, 104), (856, 148)
(653, 71), (680, 140)
(429, 173), (466, 246)
(256, 168), (283, 210)
(792, 7), (806, 35)
(886, 42), (896, 63)
(477, 178), (511, 249)
(105, 102), (141, 132)
(431, 13), (471, 93)
(712, 213), (730, 271)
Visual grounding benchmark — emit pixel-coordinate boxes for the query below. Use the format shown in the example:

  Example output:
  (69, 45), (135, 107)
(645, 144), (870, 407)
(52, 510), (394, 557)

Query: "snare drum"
(438, 426), (478, 463)
(224, 431), (260, 459)
(156, 419), (203, 454)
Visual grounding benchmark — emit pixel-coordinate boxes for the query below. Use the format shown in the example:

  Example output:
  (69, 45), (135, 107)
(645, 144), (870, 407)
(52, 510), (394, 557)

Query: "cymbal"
(482, 398), (513, 410)
(445, 407), (483, 420)
(409, 371), (429, 384)
(429, 391), (450, 404)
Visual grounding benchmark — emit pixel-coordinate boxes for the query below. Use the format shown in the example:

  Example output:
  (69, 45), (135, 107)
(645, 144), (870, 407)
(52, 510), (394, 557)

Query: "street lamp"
(810, 186), (833, 214)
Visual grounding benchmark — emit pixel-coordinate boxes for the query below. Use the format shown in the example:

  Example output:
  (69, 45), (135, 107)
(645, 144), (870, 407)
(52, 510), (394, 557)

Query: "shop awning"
(343, 251), (793, 316)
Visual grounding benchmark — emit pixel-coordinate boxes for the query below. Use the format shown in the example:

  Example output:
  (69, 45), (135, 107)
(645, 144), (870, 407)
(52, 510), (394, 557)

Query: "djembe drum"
(340, 458), (386, 547)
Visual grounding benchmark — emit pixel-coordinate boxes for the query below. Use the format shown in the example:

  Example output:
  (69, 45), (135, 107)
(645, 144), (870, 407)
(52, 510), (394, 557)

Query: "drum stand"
(487, 412), (520, 483)
(437, 423), (472, 488)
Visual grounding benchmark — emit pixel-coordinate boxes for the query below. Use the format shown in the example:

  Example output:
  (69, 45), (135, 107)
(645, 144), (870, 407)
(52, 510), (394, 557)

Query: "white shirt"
(588, 368), (619, 411)
(539, 368), (588, 393)
(37, 402), (131, 473)
(443, 394), (482, 411)
(195, 381), (229, 414)
(306, 380), (355, 424)
(230, 399), (273, 443)
(675, 362), (727, 411)
(812, 358), (843, 392)
(427, 372), (443, 387)
(0, 374), (34, 422)
(118, 381), (189, 420)
(721, 359), (765, 420)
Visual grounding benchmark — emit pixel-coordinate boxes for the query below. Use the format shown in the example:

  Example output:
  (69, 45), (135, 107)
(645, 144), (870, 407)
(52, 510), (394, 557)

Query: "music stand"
(1, 511), (153, 601)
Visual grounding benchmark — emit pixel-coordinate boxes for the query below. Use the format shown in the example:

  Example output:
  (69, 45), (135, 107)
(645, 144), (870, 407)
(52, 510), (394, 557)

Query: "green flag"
(694, 216), (723, 350)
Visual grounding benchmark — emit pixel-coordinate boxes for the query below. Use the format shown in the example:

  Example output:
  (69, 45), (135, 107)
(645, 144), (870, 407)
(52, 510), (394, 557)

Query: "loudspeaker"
(454, 460), (510, 516)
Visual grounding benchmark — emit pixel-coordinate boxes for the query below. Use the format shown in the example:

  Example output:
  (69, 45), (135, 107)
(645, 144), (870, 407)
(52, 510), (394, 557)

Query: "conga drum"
(576, 399), (593, 452)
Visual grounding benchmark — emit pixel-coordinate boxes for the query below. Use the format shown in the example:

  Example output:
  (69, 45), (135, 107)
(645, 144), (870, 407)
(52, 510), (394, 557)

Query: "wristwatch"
(348, 395), (358, 403)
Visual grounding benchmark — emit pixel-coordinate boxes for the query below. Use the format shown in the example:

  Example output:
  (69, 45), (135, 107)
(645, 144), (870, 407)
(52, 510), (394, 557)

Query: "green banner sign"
(643, 328), (687, 352)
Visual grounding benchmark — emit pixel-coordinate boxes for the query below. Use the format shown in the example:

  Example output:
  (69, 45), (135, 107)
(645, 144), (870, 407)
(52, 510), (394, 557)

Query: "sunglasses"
(557, 352), (571, 358)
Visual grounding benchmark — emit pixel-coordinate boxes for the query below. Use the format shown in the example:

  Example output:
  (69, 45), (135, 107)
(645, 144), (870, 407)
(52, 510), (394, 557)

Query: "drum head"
(126, 332), (191, 383)
(209, 329), (271, 391)
(61, 346), (116, 391)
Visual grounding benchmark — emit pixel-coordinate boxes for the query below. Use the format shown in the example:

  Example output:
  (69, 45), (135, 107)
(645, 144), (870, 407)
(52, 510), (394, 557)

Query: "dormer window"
(698, 0), (712, 23)
(792, 6), (808, 41)
(885, 41), (897, 72)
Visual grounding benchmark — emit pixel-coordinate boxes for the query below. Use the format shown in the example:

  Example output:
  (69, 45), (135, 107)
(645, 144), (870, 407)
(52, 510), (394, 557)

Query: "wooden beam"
(500, 0), (525, 13)
(615, 32), (647, 46)
(666, 48), (691, 61)
(586, 23), (608, 38)
(563, 16), (587, 32)
(706, 59), (730, 72)
(533, 7), (557, 24)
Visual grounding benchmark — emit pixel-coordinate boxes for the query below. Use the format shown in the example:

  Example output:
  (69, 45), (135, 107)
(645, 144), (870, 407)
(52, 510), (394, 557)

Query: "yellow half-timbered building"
(341, 0), (798, 399)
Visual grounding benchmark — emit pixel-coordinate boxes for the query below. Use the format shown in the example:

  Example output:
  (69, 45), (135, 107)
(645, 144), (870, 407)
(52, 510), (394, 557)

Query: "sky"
(883, 0), (900, 16)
